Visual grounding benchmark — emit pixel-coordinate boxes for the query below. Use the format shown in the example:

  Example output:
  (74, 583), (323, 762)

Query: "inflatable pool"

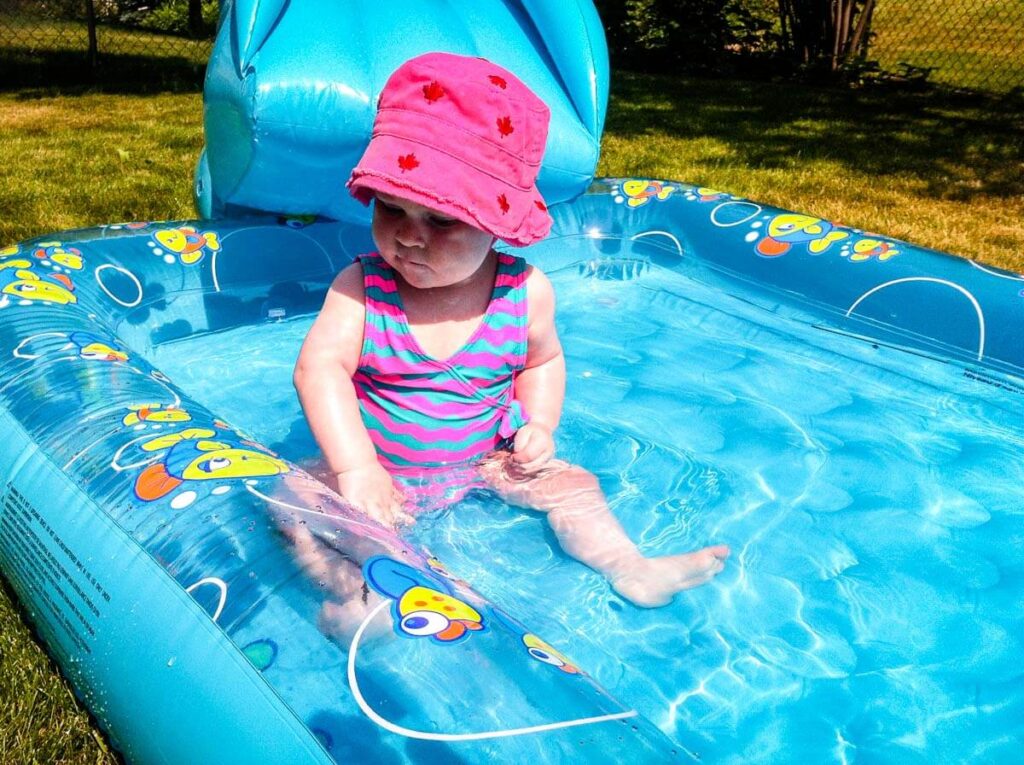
(3, 2), (1024, 763)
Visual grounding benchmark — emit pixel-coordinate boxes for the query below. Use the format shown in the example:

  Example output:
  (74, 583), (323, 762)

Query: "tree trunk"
(777, 0), (875, 75)
(188, 0), (204, 38)
(85, 0), (98, 70)
(849, 0), (876, 59)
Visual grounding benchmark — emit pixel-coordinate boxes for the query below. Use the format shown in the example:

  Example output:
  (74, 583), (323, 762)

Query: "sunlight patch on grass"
(871, 0), (1023, 92)
(0, 92), (203, 245)
(600, 73), (1024, 272)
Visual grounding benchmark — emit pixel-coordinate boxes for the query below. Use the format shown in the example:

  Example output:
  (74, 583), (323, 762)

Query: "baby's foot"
(611, 545), (730, 608)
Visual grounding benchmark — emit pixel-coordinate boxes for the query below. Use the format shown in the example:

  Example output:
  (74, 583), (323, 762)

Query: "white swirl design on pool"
(110, 433), (165, 471)
(968, 260), (1024, 281)
(94, 264), (143, 307)
(710, 201), (762, 228)
(212, 228), (335, 293)
(845, 277), (986, 360)
(12, 332), (68, 359)
(185, 576), (228, 622)
(346, 599), (638, 741)
(631, 230), (684, 255)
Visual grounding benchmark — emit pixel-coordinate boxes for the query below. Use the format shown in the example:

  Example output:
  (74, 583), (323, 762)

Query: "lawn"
(870, 0), (1024, 94)
(601, 72), (1024, 272)
(1, 21), (1022, 765)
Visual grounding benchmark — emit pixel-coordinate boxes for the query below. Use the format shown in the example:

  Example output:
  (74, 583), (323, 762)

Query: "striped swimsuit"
(353, 252), (530, 503)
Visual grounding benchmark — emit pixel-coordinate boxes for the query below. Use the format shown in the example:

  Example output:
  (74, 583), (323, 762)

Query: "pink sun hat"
(346, 52), (553, 247)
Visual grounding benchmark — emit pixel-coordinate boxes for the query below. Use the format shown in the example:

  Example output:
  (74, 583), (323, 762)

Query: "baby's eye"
(376, 200), (403, 216)
(429, 216), (459, 229)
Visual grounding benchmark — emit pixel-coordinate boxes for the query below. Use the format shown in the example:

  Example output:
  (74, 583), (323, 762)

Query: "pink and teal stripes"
(353, 252), (529, 471)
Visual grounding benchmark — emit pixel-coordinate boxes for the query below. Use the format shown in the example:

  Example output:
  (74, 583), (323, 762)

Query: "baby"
(293, 52), (728, 608)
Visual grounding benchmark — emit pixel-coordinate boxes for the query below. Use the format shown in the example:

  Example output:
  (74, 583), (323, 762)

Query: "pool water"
(151, 255), (1024, 763)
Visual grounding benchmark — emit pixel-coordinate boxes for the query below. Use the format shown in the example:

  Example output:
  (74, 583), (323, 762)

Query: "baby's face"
(371, 192), (495, 290)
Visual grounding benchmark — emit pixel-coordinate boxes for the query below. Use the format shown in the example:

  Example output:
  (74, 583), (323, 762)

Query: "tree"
(595, 0), (776, 73)
(777, 0), (875, 74)
(188, 0), (204, 37)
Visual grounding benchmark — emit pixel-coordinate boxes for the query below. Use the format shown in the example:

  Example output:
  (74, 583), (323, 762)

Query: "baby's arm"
(511, 266), (566, 470)
(293, 263), (409, 526)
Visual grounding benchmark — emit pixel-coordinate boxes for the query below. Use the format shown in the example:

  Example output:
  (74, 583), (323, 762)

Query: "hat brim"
(347, 135), (551, 248)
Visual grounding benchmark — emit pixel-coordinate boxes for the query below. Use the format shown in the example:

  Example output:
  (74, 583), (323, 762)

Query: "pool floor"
(151, 257), (1024, 763)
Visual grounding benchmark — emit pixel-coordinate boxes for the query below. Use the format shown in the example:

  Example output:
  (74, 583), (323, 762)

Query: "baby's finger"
(512, 428), (532, 460)
(364, 498), (399, 529)
(513, 430), (545, 464)
(513, 445), (553, 474)
(395, 508), (416, 526)
(389, 487), (414, 526)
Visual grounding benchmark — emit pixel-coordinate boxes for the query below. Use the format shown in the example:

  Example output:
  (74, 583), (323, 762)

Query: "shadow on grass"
(1, 48), (205, 95)
(608, 71), (1024, 203)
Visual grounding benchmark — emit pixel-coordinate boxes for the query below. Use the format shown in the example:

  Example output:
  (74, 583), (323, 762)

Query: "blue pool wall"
(2, 182), (1023, 763)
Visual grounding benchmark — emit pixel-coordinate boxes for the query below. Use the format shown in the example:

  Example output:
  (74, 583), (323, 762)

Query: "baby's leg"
(480, 455), (729, 608)
(271, 472), (389, 642)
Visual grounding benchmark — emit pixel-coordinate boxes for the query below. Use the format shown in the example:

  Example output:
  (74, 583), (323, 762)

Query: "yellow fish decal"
(0, 260), (76, 305)
(620, 179), (676, 208)
(123, 404), (193, 426)
(757, 213), (848, 257)
(365, 556), (486, 645)
(33, 242), (84, 270)
(849, 238), (899, 262)
(522, 634), (581, 674)
(134, 429), (288, 501)
(152, 227), (221, 265)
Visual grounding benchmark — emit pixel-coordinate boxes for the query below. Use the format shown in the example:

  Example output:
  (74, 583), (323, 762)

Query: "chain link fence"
(869, 0), (1022, 93)
(0, 0), (216, 87)
(0, 0), (1021, 94)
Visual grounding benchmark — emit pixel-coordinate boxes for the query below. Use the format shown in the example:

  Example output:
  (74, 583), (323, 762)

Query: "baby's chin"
(393, 264), (442, 290)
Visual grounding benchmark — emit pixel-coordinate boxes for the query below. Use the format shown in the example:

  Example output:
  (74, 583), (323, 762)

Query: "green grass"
(1, 42), (1023, 765)
(0, 581), (119, 764)
(599, 72), (1024, 272)
(870, 0), (1024, 93)
(0, 90), (204, 244)
(0, 14), (210, 90)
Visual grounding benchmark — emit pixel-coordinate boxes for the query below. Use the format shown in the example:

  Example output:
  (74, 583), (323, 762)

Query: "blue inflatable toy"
(2, 1), (1023, 763)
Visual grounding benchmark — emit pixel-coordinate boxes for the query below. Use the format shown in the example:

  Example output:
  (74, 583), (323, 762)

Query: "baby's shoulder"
(329, 259), (368, 305)
(521, 263), (556, 319)
(521, 261), (551, 290)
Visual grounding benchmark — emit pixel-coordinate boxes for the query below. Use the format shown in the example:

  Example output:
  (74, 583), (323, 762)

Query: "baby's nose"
(395, 218), (426, 248)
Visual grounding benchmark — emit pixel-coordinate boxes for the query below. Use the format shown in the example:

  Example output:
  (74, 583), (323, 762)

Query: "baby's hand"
(511, 422), (555, 473)
(334, 463), (413, 529)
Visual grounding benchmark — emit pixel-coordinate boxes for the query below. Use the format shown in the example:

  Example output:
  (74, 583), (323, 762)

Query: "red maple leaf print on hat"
(488, 75), (507, 89)
(496, 116), (514, 137)
(397, 153), (419, 172)
(423, 81), (445, 103)
(497, 194), (510, 214)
